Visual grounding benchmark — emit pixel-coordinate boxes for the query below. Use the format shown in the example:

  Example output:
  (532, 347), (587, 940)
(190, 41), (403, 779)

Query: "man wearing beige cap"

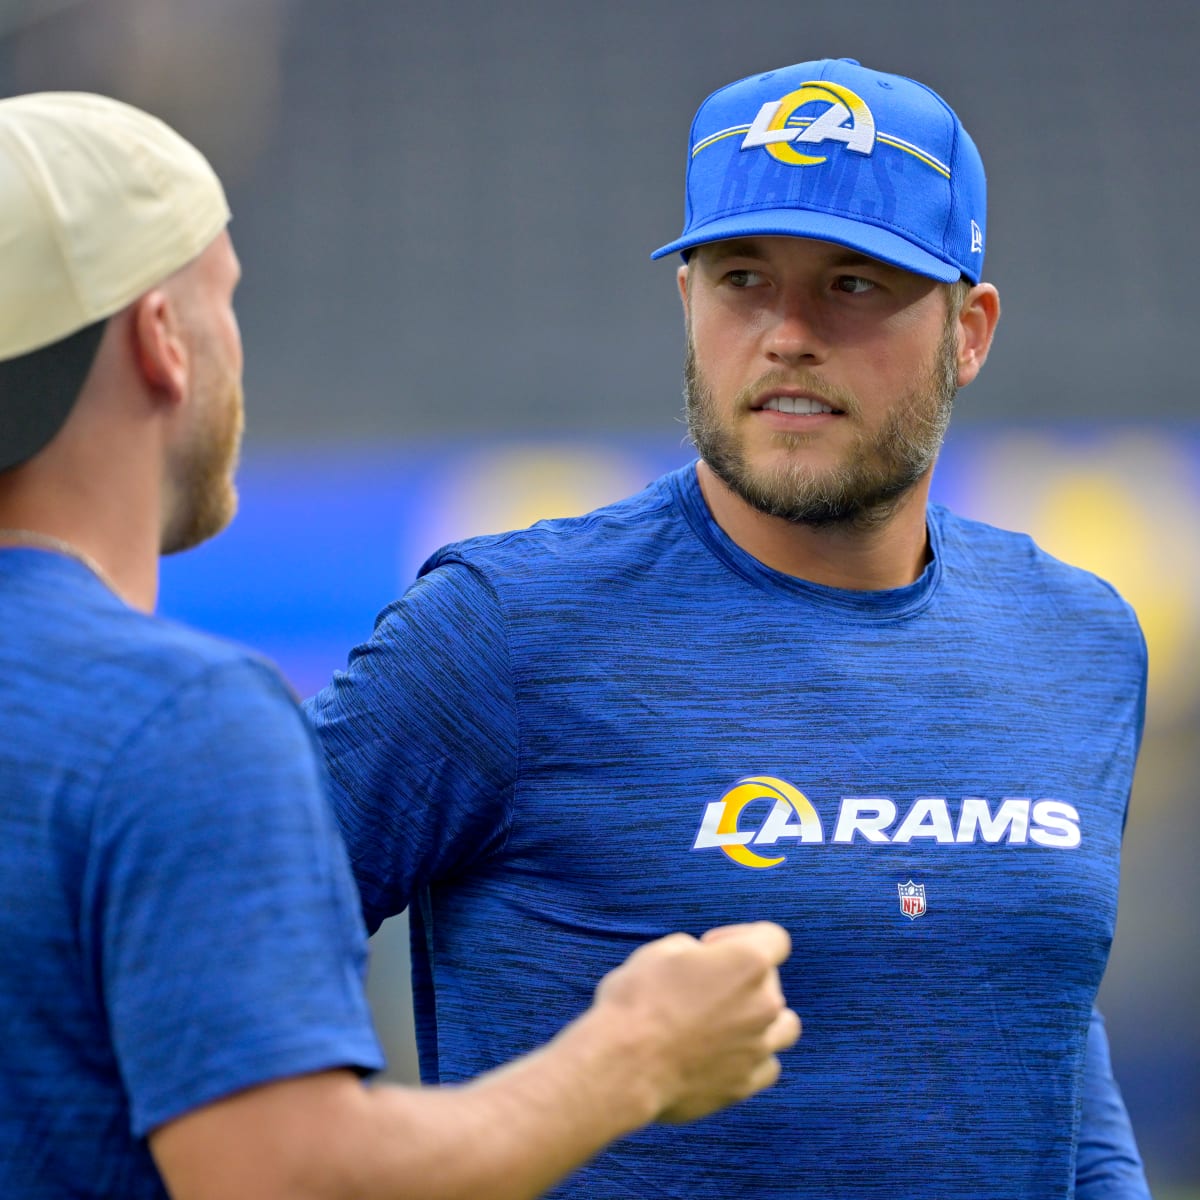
(0, 92), (800, 1198)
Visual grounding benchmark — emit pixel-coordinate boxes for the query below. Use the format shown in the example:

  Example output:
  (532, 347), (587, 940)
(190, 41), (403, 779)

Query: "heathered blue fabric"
(0, 551), (383, 1198)
(309, 463), (1149, 1199)
(1078, 1009), (1150, 1195)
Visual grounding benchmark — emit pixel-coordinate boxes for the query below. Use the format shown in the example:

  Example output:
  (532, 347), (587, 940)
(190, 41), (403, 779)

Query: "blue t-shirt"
(308, 464), (1149, 1199)
(0, 551), (384, 1198)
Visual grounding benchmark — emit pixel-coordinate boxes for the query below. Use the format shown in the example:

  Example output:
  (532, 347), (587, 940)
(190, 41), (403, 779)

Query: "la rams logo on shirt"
(691, 776), (823, 869)
(693, 776), (1082, 870)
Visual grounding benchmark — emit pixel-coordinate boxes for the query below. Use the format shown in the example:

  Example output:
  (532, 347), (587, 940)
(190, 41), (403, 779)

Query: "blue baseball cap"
(651, 58), (986, 283)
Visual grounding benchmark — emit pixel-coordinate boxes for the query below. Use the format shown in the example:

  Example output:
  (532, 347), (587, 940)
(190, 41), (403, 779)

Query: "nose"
(763, 290), (829, 367)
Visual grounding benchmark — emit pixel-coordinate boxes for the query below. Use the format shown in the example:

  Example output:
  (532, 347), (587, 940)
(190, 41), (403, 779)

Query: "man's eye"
(726, 269), (763, 288)
(834, 275), (875, 294)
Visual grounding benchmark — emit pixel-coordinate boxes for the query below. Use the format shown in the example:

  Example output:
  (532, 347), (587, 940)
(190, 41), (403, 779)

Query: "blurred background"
(3, 0), (1196, 1190)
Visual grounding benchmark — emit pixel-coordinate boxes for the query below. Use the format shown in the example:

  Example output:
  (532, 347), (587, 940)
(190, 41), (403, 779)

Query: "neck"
(0, 334), (171, 612)
(695, 460), (933, 590)
(0, 527), (122, 595)
(0, 488), (161, 614)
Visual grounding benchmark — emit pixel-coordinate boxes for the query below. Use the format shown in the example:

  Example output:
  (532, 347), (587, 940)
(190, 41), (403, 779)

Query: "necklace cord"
(0, 528), (120, 596)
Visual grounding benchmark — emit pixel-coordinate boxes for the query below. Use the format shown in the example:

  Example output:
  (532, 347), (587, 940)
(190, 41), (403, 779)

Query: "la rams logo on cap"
(690, 81), (952, 181)
(741, 81), (876, 165)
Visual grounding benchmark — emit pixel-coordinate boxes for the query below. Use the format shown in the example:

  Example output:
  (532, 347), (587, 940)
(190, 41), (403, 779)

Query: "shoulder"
(89, 625), (329, 867)
(18, 591), (308, 789)
(931, 504), (1143, 635)
(1, 560), (299, 729)
(117, 604), (288, 686)
(424, 471), (680, 576)
(82, 600), (296, 715)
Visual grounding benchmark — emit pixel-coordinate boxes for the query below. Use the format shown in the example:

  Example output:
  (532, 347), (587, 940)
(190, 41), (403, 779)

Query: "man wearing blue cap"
(309, 59), (1151, 1198)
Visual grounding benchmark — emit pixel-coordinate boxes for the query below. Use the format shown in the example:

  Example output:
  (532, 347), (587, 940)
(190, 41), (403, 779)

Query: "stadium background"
(3, 0), (1196, 1191)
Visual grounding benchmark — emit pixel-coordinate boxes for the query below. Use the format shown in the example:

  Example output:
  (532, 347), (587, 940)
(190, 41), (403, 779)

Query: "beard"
(161, 373), (244, 556)
(684, 318), (959, 530)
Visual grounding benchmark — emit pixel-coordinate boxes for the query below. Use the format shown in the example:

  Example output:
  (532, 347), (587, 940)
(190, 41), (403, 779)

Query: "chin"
(161, 483), (238, 556)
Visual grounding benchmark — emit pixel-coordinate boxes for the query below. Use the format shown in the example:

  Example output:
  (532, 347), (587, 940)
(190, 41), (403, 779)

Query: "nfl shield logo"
(897, 880), (926, 920)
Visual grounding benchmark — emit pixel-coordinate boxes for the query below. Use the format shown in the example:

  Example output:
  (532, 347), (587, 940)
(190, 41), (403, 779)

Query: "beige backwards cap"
(0, 92), (230, 470)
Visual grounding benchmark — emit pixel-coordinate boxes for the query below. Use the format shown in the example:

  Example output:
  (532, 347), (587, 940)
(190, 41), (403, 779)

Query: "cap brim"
(650, 209), (963, 283)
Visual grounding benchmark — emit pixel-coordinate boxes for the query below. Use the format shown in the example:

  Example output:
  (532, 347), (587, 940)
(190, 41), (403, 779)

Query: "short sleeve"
(88, 658), (384, 1136)
(304, 563), (518, 931)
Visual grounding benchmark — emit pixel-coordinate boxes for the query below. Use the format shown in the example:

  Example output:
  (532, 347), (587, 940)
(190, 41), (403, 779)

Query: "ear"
(130, 289), (189, 407)
(676, 262), (690, 318)
(955, 282), (1001, 388)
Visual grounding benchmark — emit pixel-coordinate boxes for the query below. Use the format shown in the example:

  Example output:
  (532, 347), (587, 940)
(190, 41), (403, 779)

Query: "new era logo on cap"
(652, 58), (987, 284)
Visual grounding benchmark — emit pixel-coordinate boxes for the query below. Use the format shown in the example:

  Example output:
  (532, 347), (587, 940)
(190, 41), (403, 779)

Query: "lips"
(756, 394), (843, 415)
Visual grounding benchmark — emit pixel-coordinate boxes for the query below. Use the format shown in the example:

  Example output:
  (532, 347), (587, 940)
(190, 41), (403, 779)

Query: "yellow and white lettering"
(755, 797), (824, 845)
(741, 100), (795, 148)
(692, 800), (754, 849)
(692, 778), (824, 868)
(795, 102), (861, 150)
(696, 783), (1082, 866)
(741, 82), (876, 166)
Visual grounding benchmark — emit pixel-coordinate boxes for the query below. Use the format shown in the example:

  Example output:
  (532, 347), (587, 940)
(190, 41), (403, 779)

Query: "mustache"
(734, 368), (862, 418)
(681, 339), (862, 420)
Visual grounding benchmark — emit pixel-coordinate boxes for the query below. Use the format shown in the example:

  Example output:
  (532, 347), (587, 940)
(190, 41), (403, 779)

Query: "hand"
(592, 921), (801, 1124)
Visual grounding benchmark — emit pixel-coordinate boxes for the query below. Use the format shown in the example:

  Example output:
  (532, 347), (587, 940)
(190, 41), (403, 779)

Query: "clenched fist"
(591, 921), (801, 1123)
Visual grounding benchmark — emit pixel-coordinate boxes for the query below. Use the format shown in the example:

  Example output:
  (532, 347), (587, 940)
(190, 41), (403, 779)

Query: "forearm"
(353, 1005), (665, 1200)
(155, 1009), (665, 1200)
(152, 926), (795, 1200)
